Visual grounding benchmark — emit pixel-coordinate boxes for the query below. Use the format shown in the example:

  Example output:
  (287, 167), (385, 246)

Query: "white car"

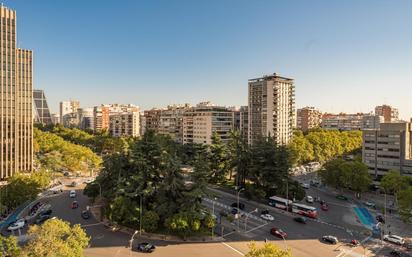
(260, 214), (274, 221)
(306, 196), (314, 203)
(383, 234), (405, 245)
(69, 190), (76, 198)
(8, 218), (25, 231)
(301, 183), (310, 189)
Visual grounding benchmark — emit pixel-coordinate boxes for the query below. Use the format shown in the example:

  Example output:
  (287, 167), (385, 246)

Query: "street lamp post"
(129, 230), (139, 257)
(139, 194), (142, 237)
(236, 188), (244, 230)
(244, 208), (258, 232)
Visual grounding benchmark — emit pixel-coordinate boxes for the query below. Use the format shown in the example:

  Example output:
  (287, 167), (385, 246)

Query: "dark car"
(231, 202), (245, 210)
(71, 201), (79, 209)
(294, 217), (307, 224)
(39, 209), (52, 216)
(81, 210), (91, 219)
(231, 208), (239, 215)
(322, 235), (338, 244)
(261, 209), (270, 215)
(376, 215), (385, 223)
(35, 214), (51, 224)
(336, 195), (348, 201)
(135, 242), (156, 253)
(390, 250), (402, 257)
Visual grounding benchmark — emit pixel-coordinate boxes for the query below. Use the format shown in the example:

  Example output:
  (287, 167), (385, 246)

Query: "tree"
(142, 211), (160, 232)
(349, 161), (372, 195)
(288, 131), (314, 165)
(208, 133), (230, 184)
(0, 235), (21, 257)
(398, 187), (412, 223)
(246, 242), (293, 257)
(23, 218), (90, 257)
(380, 170), (410, 201)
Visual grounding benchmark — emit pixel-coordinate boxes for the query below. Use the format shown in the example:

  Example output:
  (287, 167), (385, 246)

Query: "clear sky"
(6, 0), (412, 118)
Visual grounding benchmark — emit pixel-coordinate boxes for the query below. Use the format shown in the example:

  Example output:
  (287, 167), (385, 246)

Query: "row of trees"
(0, 218), (89, 257)
(289, 130), (362, 165)
(34, 128), (102, 174)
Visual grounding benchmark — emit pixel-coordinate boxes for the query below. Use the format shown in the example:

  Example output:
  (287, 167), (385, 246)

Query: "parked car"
(7, 219), (25, 231)
(300, 183), (310, 189)
(231, 202), (245, 210)
(231, 208), (239, 215)
(81, 210), (90, 219)
(39, 209), (52, 216)
(336, 195), (348, 201)
(69, 190), (76, 198)
(376, 215), (385, 223)
(364, 201), (376, 208)
(306, 196), (314, 203)
(294, 217), (307, 224)
(35, 214), (51, 224)
(383, 235), (405, 245)
(260, 214), (274, 221)
(134, 242), (156, 253)
(322, 235), (338, 244)
(71, 201), (79, 209)
(270, 227), (287, 238)
(261, 209), (270, 215)
(321, 204), (329, 211)
(390, 250), (402, 257)
(350, 239), (360, 246)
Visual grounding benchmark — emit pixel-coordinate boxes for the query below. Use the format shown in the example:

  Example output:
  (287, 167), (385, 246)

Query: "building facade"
(183, 102), (233, 145)
(33, 89), (52, 125)
(375, 105), (399, 123)
(59, 100), (80, 125)
(109, 111), (140, 137)
(297, 107), (321, 132)
(362, 122), (412, 179)
(1, 6), (33, 179)
(93, 105), (110, 132)
(239, 106), (248, 143)
(248, 73), (295, 145)
(361, 114), (384, 130)
(78, 108), (94, 131)
(321, 113), (365, 131)
(143, 108), (162, 133)
(158, 104), (191, 143)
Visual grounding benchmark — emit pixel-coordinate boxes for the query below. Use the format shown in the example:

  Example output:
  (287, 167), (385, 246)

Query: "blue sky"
(6, 0), (412, 118)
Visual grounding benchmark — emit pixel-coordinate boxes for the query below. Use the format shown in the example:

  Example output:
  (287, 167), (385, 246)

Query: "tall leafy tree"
(0, 235), (21, 257)
(380, 170), (410, 202)
(398, 187), (412, 223)
(208, 133), (230, 184)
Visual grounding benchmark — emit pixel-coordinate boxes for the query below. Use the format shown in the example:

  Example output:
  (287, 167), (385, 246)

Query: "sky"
(5, 0), (412, 118)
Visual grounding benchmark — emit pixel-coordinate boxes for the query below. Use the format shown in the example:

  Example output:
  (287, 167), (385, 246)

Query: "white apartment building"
(248, 73), (295, 145)
(321, 113), (365, 131)
(183, 102), (233, 145)
(361, 114), (384, 130)
(362, 121), (412, 179)
(59, 100), (80, 124)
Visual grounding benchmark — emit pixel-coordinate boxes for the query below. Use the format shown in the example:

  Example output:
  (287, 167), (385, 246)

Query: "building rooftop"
(248, 72), (294, 83)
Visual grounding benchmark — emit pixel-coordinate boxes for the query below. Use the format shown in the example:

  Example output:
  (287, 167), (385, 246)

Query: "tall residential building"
(78, 108), (94, 131)
(321, 113), (365, 131)
(375, 105), (399, 123)
(1, 6), (33, 179)
(158, 104), (191, 143)
(59, 100), (80, 124)
(33, 89), (52, 125)
(361, 114), (384, 130)
(143, 108), (162, 133)
(93, 105), (110, 132)
(297, 107), (322, 132)
(248, 73), (295, 145)
(109, 111), (140, 137)
(183, 102), (234, 145)
(50, 113), (60, 124)
(239, 106), (248, 143)
(362, 122), (412, 179)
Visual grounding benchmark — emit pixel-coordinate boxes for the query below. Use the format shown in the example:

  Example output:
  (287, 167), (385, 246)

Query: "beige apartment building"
(297, 107), (321, 132)
(1, 6), (33, 179)
(183, 102), (233, 145)
(239, 106), (248, 143)
(143, 108), (162, 133)
(375, 105), (399, 123)
(248, 73), (295, 145)
(109, 111), (140, 137)
(362, 121), (412, 179)
(59, 100), (80, 126)
(93, 105), (110, 132)
(321, 113), (365, 131)
(158, 104), (191, 143)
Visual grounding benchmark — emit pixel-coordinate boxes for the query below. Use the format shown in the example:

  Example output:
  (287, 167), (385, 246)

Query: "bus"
(291, 203), (318, 218)
(268, 196), (292, 210)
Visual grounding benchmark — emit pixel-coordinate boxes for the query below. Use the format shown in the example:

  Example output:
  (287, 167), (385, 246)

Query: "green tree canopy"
(398, 187), (412, 223)
(246, 242), (293, 257)
(0, 235), (21, 257)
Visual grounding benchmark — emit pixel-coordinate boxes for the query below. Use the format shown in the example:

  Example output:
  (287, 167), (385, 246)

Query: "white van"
(306, 196), (314, 203)
(69, 190), (76, 198)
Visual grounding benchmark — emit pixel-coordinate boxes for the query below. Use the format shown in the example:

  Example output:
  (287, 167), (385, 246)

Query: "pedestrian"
(264, 238), (268, 243)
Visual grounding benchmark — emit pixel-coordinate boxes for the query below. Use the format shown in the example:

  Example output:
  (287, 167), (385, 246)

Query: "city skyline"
(5, 0), (412, 119)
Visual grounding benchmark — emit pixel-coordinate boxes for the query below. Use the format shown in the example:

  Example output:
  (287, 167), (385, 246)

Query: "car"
(376, 215), (385, 223)
(383, 235), (405, 245)
(71, 201), (79, 209)
(320, 200), (326, 205)
(364, 201), (376, 208)
(39, 209), (52, 216)
(322, 235), (338, 244)
(231, 208), (239, 215)
(260, 214), (274, 221)
(301, 183), (310, 189)
(135, 242), (156, 253)
(69, 190), (76, 198)
(294, 216), (307, 224)
(321, 204), (329, 211)
(231, 202), (245, 210)
(390, 250), (402, 257)
(336, 195), (348, 201)
(261, 209), (270, 215)
(350, 239), (360, 246)
(81, 210), (90, 219)
(35, 214), (51, 224)
(270, 227), (287, 238)
(306, 196), (314, 203)
(7, 219), (25, 231)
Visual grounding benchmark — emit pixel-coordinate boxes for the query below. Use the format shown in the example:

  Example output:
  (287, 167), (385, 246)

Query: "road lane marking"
(81, 222), (103, 227)
(245, 222), (269, 234)
(221, 242), (245, 256)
